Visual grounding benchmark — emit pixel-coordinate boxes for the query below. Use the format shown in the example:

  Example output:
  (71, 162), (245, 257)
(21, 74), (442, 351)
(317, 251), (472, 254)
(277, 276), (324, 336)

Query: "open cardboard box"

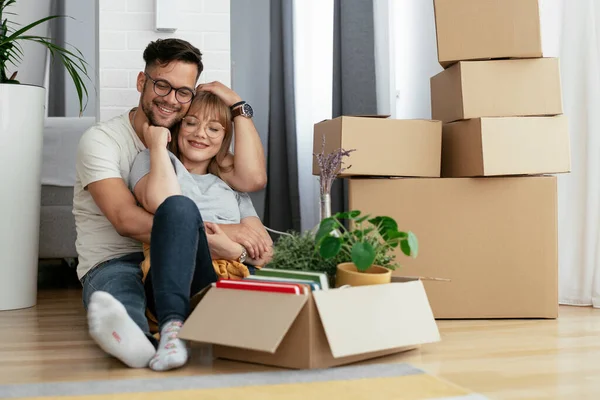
(179, 278), (441, 369)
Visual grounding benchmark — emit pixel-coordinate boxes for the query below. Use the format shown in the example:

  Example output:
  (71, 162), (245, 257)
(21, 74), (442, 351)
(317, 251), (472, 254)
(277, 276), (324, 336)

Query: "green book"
(255, 268), (329, 290)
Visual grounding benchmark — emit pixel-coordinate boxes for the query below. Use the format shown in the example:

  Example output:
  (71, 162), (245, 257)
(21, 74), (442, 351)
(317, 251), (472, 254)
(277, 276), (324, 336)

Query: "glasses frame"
(144, 72), (196, 104)
(181, 116), (226, 139)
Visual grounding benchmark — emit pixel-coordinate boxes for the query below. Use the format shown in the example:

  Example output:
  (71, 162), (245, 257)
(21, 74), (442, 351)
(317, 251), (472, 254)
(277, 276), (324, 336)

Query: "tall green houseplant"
(0, 0), (90, 113)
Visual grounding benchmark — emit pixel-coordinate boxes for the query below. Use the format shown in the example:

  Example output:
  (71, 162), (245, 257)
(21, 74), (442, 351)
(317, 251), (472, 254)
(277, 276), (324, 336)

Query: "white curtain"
(549, 0), (600, 307)
(293, 0), (334, 232)
(379, 0), (600, 306)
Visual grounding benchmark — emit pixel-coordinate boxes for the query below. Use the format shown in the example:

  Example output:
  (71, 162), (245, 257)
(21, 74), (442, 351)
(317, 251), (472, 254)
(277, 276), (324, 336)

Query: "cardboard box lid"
(179, 287), (308, 353)
(312, 280), (441, 358)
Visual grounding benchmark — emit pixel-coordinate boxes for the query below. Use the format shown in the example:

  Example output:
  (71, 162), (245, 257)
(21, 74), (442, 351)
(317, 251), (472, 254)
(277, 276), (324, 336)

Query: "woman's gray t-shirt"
(128, 149), (258, 224)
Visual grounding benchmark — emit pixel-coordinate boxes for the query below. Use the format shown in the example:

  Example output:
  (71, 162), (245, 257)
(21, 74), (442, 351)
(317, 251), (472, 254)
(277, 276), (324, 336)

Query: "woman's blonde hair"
(169, 91), (234, 178)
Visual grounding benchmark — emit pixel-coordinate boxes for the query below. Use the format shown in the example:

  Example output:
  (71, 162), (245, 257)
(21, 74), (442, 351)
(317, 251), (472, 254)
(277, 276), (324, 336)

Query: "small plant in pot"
(315, 210), (418, 287)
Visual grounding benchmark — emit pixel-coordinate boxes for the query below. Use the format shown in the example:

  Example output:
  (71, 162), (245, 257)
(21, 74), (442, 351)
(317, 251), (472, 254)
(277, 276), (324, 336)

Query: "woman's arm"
(133, 125), (181, 214)
(196, 81), (267, 192)
(205, 222), (245, 260)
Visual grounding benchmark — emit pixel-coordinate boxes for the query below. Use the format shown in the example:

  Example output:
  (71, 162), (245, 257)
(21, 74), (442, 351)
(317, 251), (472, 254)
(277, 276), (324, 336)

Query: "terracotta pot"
(335, 262), (392, 288)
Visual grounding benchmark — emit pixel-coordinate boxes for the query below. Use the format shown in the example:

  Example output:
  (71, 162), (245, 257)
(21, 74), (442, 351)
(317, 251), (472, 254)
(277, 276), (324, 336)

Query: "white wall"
(98, 0), (231, 121)
(230, 0), (270, 219)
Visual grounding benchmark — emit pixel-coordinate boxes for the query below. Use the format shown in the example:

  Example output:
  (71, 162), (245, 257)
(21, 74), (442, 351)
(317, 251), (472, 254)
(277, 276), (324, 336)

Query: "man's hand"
(143, 121), (171, 150)
(241, 216), (273, 248)
(217, 223), (270, 260)
(196, 81), (242, 107)
(246, 247), (273, 266)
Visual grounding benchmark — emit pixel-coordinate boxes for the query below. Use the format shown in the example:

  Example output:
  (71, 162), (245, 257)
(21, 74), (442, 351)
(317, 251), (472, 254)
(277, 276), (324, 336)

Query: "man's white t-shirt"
(73, 111), (146, 280)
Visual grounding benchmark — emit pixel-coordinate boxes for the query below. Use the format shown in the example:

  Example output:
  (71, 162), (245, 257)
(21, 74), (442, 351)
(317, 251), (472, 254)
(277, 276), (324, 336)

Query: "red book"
(215, 279), (306, 295)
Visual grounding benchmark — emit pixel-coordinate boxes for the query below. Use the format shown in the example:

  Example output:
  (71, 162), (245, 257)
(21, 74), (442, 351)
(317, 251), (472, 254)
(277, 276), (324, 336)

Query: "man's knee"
(155, 195), (201, 223)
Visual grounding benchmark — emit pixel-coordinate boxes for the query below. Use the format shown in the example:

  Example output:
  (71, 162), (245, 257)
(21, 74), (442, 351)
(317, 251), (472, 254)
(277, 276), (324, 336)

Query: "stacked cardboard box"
(324, 0), (571, 319)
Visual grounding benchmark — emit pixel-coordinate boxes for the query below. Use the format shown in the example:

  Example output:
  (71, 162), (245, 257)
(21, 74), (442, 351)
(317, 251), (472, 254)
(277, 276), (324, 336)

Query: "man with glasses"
(73, 38), (269, 369)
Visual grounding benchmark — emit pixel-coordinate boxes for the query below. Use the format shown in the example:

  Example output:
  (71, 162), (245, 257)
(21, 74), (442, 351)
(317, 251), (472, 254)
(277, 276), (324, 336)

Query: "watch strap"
(231, 105), (244, 119)
(230, 100), (246, 110)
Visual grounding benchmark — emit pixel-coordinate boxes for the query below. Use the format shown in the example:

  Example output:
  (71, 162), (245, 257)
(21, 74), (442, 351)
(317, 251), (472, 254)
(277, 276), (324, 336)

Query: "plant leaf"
(400, 239), (411, 257)
(1, 15), (68, 45)
(408, 231), (419, 258)
(316, 217), (336, 243)
(335, 211), (351, 220)
(355, 214), (370, 224)
(369, 216), (398, 240)
(318, 236), (342, 259)
(351, 242), (376, 271)
(349, 210), (361, 218)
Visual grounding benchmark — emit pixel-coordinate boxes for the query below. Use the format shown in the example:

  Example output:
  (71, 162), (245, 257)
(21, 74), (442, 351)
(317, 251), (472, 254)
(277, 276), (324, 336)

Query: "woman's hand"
(205, 222), (244, 260)
(196, 81), (242, 107)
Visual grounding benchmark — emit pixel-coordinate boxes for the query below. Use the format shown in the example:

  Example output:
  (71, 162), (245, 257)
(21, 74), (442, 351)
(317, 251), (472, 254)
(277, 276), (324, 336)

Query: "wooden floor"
(1, 269), (600, 400)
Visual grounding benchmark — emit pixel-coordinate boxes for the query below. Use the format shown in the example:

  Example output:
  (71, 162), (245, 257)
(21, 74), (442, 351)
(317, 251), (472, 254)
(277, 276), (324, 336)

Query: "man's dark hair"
(143, 38), (203, 79)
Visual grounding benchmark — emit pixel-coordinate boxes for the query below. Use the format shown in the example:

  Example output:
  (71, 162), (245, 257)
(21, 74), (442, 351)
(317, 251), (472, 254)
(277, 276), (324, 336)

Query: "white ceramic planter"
(0, 84), (46, 310)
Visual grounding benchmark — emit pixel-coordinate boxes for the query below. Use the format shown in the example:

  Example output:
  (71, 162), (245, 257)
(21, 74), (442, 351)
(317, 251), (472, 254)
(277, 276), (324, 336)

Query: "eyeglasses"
(144, 72), (195, 104)
(181, 116), (225, 138)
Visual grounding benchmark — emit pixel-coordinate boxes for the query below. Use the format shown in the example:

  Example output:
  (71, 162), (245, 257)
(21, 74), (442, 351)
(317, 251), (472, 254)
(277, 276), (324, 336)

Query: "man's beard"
(141, 99), (183, 129)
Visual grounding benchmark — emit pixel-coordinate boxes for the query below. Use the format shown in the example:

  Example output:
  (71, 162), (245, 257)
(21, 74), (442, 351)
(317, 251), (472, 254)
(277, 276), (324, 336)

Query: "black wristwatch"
(231, 101), (254, 120)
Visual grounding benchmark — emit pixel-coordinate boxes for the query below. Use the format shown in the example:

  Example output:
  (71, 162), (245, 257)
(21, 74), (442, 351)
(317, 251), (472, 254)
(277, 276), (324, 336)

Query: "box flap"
(348, 114), (391, 119)
(313, 281), (440, 358)
(179, 287), (308, 353)
(392, 276), (452, 283)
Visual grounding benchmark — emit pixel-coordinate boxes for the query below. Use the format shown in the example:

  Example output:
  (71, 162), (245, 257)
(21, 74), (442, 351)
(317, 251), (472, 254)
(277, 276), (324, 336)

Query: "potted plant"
(1, 0), (90, 108)
(315, 210), (418, 287)
(266, 230), (351, 287)
(0, 0), (90, 311)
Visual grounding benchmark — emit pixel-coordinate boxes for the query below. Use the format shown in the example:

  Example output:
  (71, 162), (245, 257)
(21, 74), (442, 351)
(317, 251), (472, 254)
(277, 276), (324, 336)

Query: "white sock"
(149, 320), (189, 372)
(87, 291), (156, 368)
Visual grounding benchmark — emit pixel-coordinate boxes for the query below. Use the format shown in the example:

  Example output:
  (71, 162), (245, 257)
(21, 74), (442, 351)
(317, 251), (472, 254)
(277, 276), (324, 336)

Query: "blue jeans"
(82, 195), (220, 342)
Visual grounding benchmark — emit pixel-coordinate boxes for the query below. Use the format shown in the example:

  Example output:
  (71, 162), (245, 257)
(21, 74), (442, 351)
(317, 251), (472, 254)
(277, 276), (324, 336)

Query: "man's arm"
(196, 81), (267, 192)
(87, 178), (153, 244)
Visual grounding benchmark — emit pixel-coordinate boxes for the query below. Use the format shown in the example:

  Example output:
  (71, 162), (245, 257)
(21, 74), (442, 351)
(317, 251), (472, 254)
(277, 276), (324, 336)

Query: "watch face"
(242, 103), (254, 118)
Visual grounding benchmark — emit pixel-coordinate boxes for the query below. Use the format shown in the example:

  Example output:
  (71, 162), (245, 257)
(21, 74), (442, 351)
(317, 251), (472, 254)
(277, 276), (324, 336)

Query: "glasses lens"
(153, 81), (171, 96)
(182, 117), (198, 132)
(206, 124), (225, 138)
(176, 89), (194, 103)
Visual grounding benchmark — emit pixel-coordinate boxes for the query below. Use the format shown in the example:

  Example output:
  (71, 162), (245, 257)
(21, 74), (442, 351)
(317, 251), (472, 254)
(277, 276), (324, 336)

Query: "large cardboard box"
(442, 115), (571, 177)
(312, 116), (442, 177)
(179, 279), (441, 369)
(430, 58), (563, 123)
(434, 0), (543, 67)
(348, 176), (558, 319)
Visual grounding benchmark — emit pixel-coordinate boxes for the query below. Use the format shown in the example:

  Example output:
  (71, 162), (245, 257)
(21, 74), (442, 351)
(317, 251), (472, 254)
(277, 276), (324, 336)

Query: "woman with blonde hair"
(126, 90), (271, 371)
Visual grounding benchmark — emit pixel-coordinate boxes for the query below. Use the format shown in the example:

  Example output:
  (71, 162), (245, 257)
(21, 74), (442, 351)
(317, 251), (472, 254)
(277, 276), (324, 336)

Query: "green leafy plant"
(0, 0), (90, 114)
(315, 210), (418, 272)
(266, 231), (340, 285)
